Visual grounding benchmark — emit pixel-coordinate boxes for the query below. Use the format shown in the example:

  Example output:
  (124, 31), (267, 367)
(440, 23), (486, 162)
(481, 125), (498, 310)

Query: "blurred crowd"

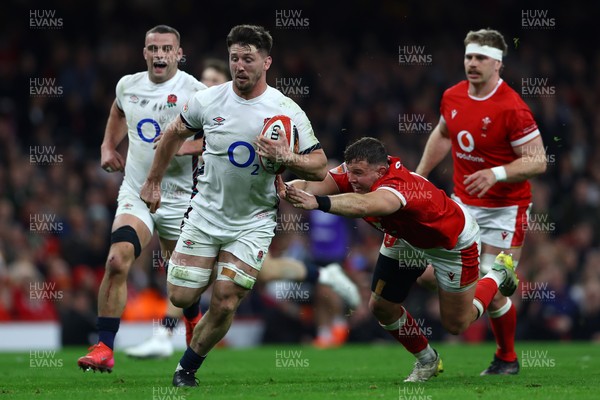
(1, 0), (599, 344)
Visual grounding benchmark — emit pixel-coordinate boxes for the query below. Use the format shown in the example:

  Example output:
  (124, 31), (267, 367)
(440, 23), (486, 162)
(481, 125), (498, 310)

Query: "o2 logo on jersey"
(228, 141), (259, 175)
(137, 118), (161, 143)
(457, 130), (475, 152)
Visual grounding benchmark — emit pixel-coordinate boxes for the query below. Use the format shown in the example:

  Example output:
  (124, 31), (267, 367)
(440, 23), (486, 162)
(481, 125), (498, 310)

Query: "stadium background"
(1, 0), (598, 349)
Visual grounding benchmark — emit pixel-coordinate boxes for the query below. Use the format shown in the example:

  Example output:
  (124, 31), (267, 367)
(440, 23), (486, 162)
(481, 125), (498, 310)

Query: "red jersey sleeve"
(328, 163), (353, 193)
(506, 99), (540, 147)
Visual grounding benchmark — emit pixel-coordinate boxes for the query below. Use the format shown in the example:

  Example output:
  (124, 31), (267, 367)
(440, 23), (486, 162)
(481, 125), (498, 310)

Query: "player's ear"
(176, 47), (183, 62)
(377, 165), (387, 178)
(264, 55), (272, 71)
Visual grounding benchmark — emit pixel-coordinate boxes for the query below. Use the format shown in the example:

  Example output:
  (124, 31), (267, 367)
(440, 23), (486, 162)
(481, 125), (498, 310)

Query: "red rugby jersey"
(441, 79), (540, 207)
(329, 157), (465, 250)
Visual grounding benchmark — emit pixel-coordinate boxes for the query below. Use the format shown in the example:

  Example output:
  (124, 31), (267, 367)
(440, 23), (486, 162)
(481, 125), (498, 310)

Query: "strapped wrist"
(314, 195), (331, 212)
(491, 166), (507, 182)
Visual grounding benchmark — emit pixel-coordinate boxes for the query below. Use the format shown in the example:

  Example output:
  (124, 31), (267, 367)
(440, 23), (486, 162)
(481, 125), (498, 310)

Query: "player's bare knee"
(368, 294), (395, 321)
(168, 287), (194, 308)
(442, 317), (469, 335)
(105, 251), (132, 277)
(210, 291), (241, 318)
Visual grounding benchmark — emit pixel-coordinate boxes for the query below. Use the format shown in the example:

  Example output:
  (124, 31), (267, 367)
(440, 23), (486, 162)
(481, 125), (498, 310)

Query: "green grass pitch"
(1, 343), (598, 399)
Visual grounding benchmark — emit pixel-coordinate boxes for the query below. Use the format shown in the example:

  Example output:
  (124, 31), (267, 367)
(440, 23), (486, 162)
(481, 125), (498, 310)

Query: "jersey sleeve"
(114, 75), (131, 111)
(282, 98), (320, 154)
(372, 159), (410, 207)
(180, 92), (205, 133)
(507, 102), (540, 147)
(328, 163), (353, 193)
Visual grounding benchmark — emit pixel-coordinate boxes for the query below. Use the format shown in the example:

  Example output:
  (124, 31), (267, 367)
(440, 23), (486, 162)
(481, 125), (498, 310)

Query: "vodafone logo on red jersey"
(457, 130), (475, 152)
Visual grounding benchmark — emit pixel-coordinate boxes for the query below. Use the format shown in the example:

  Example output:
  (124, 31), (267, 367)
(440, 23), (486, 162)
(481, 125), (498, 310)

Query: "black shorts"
(371, 253), (426, 303)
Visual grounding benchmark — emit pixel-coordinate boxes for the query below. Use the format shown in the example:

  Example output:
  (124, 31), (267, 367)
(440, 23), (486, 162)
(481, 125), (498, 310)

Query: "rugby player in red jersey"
(416, 28), (547, 375)
(279, 136), (518, 382)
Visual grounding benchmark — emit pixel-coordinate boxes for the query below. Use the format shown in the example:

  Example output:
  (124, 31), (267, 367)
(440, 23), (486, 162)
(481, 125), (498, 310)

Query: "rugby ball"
(258, 115), (299, 174)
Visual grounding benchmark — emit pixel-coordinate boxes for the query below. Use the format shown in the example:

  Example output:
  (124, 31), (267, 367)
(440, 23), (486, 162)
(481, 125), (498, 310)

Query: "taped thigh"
(167, 261), (212, 289)
(217, 262), (256, 290)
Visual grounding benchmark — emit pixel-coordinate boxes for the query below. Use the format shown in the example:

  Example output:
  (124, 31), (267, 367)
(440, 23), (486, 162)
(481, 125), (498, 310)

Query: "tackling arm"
(415, 121), (452, 177)
(284, 185), (403, 218)
(285, 173), (340, 196)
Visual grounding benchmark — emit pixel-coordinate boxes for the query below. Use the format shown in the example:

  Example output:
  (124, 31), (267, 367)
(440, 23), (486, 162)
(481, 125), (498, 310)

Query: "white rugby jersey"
(181, 82), (321, 229)
(115, 70), (206, 204)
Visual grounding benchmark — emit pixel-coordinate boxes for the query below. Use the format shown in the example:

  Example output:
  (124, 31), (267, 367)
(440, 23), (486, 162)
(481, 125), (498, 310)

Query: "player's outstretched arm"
(140, 115), (196, 213)
(464, 135), (547, 198)
(281, 174), (340, 196)
(415, 121), (452, 178)
(285, 186), (402, 218)
(100, 99), (128, 173)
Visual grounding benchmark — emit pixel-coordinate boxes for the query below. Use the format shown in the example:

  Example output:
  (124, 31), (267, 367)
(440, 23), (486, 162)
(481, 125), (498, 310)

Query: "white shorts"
(115, 184), (189, 241)
(452, 195), (532, 249)
(379, 204), (481, 293)
(175, 208), (276, 270)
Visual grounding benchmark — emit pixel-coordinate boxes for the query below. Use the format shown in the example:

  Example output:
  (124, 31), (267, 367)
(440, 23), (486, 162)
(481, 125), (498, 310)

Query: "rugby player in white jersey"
(77, 25), (206, 373)
(140, 24), (328, 387)
(128, 57), (359, 359)
(122, 59), (232, 360)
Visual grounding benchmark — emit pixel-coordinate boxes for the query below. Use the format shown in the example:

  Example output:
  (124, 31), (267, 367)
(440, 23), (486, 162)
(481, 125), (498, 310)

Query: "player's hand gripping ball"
(258, 115), (299, 174)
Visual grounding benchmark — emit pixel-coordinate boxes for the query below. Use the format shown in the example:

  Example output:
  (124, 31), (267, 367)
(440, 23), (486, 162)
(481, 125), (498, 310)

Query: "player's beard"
(234, 70), (261, 94)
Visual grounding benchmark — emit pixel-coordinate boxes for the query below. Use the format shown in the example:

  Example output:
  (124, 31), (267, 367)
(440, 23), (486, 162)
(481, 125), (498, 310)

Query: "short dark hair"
(226, 25), (273, 55)
(146, 25), (181, 45)
(203, 58), (231, 80)
(344, 137), (388, 166)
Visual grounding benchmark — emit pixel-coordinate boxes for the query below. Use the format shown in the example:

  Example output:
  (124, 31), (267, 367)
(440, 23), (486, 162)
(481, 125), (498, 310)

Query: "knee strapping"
(111, 225), (141, 258)
(217, 262), (256, 290)
(167, 261), (212, 289)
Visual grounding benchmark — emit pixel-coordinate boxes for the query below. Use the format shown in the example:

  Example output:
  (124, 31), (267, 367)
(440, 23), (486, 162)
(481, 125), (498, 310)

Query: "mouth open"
(153, 61), (167, 71)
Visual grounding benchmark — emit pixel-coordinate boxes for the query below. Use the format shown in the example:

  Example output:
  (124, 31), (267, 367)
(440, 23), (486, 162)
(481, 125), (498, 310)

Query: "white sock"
(414, 344), (436, 364)
(482, 269), (503, 287)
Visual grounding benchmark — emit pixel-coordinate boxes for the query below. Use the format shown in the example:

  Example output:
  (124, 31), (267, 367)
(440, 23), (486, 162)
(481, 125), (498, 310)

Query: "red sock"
(381, 308), (428, 354)
(490, 302), (517, 362)
(473, 277), (498, 316)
